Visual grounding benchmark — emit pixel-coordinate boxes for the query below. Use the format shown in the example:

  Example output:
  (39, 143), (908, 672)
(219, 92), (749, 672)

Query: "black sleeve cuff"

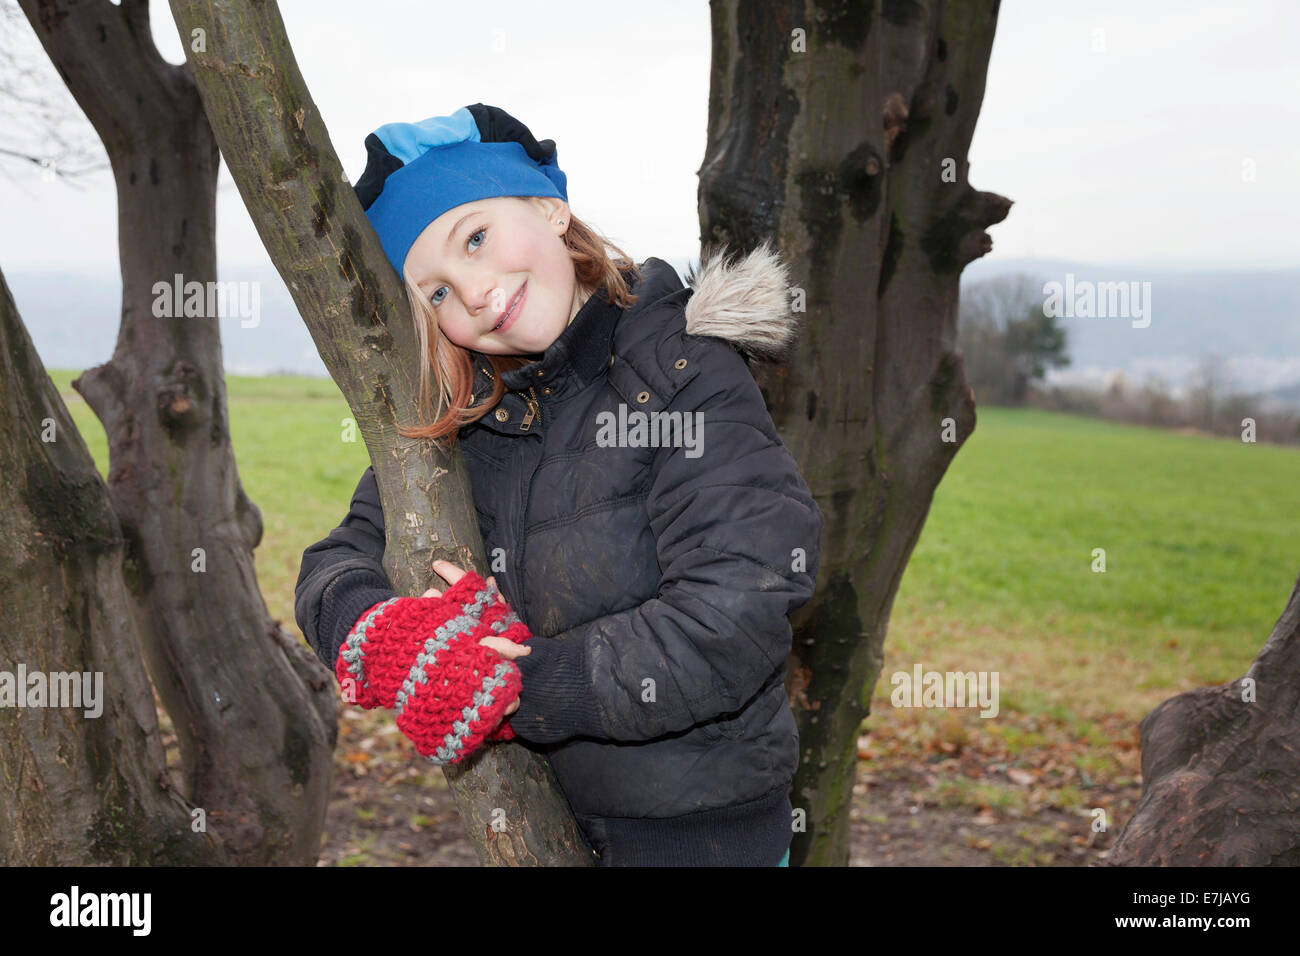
(318, 569), (399, 674)
(508, 637), (607, 744)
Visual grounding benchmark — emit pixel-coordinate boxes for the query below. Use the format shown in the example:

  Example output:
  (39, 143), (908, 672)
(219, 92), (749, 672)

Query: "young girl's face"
(404, 195), (578, 356)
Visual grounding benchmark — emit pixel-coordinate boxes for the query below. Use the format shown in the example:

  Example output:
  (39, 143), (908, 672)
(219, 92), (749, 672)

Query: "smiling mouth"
(492, 283), (525, 332)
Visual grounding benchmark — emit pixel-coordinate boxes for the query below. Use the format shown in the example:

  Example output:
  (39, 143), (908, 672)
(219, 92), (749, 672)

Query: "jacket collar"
(463, 241), (796, 433)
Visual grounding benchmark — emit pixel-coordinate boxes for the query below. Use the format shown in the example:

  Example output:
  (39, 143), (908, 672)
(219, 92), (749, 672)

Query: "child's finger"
(479, 635), (531, 659)
(432, 558), (467, 588)
(422, 587), (441, 598)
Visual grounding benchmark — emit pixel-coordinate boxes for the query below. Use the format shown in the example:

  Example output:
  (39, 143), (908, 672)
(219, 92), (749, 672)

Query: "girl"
(294, 103), (823, 867)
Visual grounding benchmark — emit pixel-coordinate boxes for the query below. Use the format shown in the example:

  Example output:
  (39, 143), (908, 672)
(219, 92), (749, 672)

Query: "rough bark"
(19, 0), (335, 864)
(700, 0), (1010, 864)
(1105, 570), (1300, 865)
(0, 266), (217, 865)
(164, 0), (592, 864)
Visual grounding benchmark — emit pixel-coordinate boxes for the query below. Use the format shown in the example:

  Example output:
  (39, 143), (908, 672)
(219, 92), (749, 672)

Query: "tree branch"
(164, 0), (594, 866)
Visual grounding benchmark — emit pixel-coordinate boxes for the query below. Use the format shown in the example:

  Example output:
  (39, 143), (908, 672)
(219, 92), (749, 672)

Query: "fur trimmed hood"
(682, 239), (796, 363)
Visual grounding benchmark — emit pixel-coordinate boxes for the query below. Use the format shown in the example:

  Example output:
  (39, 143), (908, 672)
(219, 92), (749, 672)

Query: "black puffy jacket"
(295, 244), (824, 866)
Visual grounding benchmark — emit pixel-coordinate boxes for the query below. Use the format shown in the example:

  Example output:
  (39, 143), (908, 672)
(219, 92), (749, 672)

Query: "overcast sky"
(2, 0), (1298, 273)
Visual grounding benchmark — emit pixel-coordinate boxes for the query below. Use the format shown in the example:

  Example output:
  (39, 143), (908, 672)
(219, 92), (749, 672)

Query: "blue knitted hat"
(354, 103), (568, 276)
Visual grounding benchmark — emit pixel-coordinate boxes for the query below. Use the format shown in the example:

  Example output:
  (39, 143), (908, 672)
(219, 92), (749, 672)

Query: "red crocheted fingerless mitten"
(336, 571), (531, 764)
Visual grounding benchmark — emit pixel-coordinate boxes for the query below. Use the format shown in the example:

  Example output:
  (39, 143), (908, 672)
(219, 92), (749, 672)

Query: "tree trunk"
(1105, 569), (1300, 865)
(0, 267), (217, 865)
(164, 0), (592, 864)
(700, 0), (1010, 865)
(19, 0), (335, 864)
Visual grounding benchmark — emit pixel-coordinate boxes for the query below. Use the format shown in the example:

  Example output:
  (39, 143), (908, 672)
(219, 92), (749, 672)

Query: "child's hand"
(425, 559), (531, 716)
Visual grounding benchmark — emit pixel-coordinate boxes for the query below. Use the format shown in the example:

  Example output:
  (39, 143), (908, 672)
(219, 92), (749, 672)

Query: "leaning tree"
(165, 0), (595, 864)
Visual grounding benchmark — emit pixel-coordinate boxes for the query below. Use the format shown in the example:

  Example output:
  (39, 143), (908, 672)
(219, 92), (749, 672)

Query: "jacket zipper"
(475, 365), (541, 616)
(520, 385), (540, 430)
(514, 388), (544, 623)
(480, 365), (541, 431)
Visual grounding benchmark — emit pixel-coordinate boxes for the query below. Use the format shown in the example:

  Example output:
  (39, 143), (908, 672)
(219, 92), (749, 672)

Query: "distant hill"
(9, 257), (1299, 407)
(1262, 379), (1300, 408)
(7, 267), (331, 379)
(962, 257), (1300, 405)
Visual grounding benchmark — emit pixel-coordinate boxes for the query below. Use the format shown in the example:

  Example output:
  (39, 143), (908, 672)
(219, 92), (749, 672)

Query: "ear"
(532, 195), (568, 226)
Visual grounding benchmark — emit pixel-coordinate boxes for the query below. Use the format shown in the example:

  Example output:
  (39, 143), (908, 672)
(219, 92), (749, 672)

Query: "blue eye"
(429, 227), (487, 307)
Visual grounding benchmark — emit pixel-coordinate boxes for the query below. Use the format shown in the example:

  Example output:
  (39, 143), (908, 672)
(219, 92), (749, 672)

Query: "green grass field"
(47, 370), (1300, 732)
(887, 405), (1299, 729)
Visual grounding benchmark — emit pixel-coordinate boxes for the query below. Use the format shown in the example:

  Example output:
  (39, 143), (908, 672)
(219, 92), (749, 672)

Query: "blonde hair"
(396, 201), (640, 451)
